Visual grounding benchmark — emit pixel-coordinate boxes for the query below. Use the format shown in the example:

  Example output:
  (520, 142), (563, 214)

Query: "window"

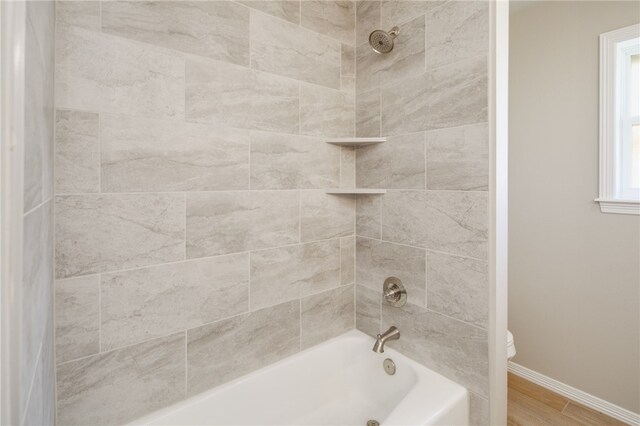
(597, 24), (640, 214)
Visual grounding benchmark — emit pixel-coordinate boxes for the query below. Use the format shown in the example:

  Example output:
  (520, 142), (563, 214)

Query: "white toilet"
(507, 330), (516, 360)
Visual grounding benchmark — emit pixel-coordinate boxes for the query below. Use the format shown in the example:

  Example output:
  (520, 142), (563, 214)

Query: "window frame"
(597, 23), (640, 215)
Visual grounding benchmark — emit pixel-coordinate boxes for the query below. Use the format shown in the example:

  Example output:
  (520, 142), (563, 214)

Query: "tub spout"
(372, 326), (400, 353)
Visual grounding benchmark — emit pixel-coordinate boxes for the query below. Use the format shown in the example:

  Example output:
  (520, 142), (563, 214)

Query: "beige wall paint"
(509, 1), (640, 413)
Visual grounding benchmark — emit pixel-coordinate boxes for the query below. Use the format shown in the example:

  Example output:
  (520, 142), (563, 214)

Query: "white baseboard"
(508, 362), (640, 426)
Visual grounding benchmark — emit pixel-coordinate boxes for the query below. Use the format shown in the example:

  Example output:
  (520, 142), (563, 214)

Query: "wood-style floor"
(507, 373), (628, 425)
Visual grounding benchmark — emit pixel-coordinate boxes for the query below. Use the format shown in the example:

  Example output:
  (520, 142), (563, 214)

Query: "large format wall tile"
(381, 71), (428, 135)
(425, 123), (488, 191)
(101, 114), (250, 192)
(250, 240), (340, 311)
(55, 110), (100, 194)
(356, 131), (425, 189)
(187, 301), (300, 395)
(425, 1), (489, 71)
(300, 190), (355, 242)
(55, 275), (99, 364)
(22, 201), (53, 412)
(356, 0), (380, 46)
(356, 195), (382, 238)
(300, 84), (355, 138)
(186, 191), (299, 258)
(24, 2), (54, 212)
(56, 333), (185, 426)
(251, 10), (341, 89)
(185, 59), (299, 134)
(356, 237), (425, 307)
(56, 1), (100, 31)
(380, 0), (445, 28)
(341, 44), (356, 91)
(56, 25), (185, 119)
(55, 194), (185, 278)
(250, 131), (340, 190)
(301, 1), (356, 45)
(340, 236), (355, 285)
(381, 190), (428, 247)
(301, 285), (354, 349)
(101, 254), (249, 351)
(102, 1), (250, 66)
(382, 303), (488, 397)
(238, 1), (300, 24)
(425, 191), (488, 260)
(427, 251), (488, 329)
(356, 284), (380, 337)
(355, 88), (381, 137)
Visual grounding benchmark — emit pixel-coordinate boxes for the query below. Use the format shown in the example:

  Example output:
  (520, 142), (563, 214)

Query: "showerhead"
(369, 26), (399, 54)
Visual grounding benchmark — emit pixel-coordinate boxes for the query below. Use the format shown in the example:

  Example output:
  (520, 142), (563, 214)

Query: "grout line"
(183, 192), (187, 260)
(98, 274), (102, 353)
(184, 330), (188, 398)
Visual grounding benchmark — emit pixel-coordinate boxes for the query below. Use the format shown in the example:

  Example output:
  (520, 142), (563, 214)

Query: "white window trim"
(596, 23), (640, 215)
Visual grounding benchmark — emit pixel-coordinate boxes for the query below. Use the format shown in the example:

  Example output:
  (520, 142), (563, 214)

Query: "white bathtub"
(130, 330), (469, 426)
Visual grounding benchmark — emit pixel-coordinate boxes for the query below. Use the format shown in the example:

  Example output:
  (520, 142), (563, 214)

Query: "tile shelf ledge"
(325, 137), (386, 146)
(325, 189), (386, 195)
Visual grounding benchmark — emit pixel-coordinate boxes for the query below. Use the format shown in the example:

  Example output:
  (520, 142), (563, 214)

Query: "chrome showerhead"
(369, 26), (399, 54)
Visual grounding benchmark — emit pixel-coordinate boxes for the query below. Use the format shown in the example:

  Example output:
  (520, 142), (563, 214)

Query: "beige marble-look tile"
(427, 251), (488, 329)
(470, 392), (490, 426)
(186, 191), (299, 258)
(55, 109), (100, 194)
(381, 71), (428, 136)
(55, 275), (99, 364)
(340, 236), (356, 285)
(102, 1), (250, 66)
(381, 303), (488, 397)
(356, 88), (381, 137)
(55, 194), (185, 278)
(251, 10), (341, 89)
(56, 1), (100, 31)
(425, 123), (488, 191)
(187, 300), (300, 395)
(300, 83), (355, 138)
(425, 1), (489, 71)
(426, 191), (488, 260)
(101, 253), (249, 351)
(381, 190), (428, 247)
(380, 0), (445, 28)
(341, 44), (356, 92)
(301, 1), (356, 45)
(427, 55), (488, 130)
(21, 201), (53, 412)
(356, 131), (425, 189)
(356, 195), (382, 238)
(101, 114), (250, 192)
(301, 190), (355, 242)
(340, 147), (356, 188)
(301, 285), (354, 349)
(56, 333), (185, 426)
(238, 1), (300, 25)
(24, 1), (54, 213)
(356, 13), (425, 93)
(185, 58), (299, 134)
(55, 25), (184, 119)
(250, 131), (340, 190)
(356, 236), (425, 306)
(185, 57), (251, 128)
(356, 0), (380, 46)
(356, 284), (380, 337)
(250, 240), (340, 311)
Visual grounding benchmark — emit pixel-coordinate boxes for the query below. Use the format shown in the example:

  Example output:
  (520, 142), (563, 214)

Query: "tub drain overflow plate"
(367, 420), (380, 426)
(383, 358), (396, 375)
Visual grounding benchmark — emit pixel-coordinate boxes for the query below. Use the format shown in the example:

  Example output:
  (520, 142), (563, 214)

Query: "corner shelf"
(325, 188), (386, 195)
(326, 137), (386, 147)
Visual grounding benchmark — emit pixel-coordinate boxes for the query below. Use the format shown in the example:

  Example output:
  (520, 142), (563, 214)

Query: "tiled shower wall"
(53, 1), (357, 424)
(353, 1), (490, 424)
(22, 1), (56, 424)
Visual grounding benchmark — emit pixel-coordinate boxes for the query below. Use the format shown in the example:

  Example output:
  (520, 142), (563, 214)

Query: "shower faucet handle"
(383, 277), (407, 307)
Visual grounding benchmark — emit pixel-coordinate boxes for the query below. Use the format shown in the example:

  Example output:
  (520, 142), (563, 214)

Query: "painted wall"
(509, 1), (640, 413)
(352, 1), (491, 424)
(22, 1), (56, 424)
(53, 1), (357, 424)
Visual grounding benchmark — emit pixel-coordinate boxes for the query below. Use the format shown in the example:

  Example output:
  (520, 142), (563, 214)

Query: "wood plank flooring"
(507, 373), (629, 426)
